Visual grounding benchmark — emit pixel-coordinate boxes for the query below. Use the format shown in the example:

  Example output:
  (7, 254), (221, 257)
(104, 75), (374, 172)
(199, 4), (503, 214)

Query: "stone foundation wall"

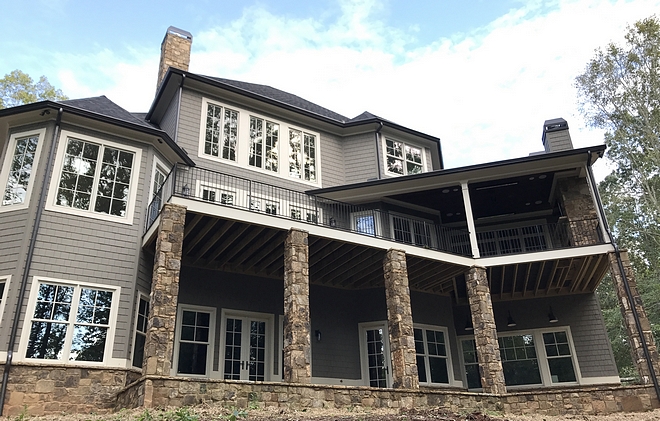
(115, 376), (659, 416)
(3, 363), (139, 416)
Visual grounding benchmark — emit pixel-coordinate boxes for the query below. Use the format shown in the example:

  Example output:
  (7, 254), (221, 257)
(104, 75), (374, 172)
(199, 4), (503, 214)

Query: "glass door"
(223, 315), (269, 381)
(360, 323), (392, 388)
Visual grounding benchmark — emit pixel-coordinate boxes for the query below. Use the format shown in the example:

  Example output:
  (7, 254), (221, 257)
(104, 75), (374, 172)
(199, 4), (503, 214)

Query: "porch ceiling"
(452, 253), (611, 304)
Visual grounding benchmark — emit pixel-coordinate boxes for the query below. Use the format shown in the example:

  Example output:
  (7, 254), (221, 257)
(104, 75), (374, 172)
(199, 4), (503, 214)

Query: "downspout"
(585, 151), (660, 401)
(0, 108), (63, 415)
(374, 122), (384, 179)
(173, 74), (185, 143)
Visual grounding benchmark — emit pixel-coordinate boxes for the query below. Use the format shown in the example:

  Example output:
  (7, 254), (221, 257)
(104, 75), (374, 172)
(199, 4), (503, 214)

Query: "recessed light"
(453, 188), (459, 192)
(535, 200), (542, 205)
(442, 189), (450, 193)
(539, 175), (547, 179)
(525, 202), (531, 206)
(456, 212), (461, 215)
(529, 177), (535, 180)
(447, 213), (453, 217)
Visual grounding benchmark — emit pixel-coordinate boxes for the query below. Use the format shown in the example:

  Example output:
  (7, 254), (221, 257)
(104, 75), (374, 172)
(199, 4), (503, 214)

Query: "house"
(0, 26), (659, 416)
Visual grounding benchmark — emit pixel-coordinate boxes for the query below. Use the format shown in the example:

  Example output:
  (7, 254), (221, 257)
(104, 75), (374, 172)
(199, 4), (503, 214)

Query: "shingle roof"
(204, 76), (350, 123)
(59, 96), (154, 129)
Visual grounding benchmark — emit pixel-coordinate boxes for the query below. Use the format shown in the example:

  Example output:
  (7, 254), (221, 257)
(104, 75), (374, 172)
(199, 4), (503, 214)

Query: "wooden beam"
(191, 223), (249, 265)
(522, 263), (532, 297)
(311, 244), (358, 275)
(231, 229), (281, 267)
(534, 261), (547, 296)
(210, 226), (265, 265)
(320, 247), (371, 285)
(183, 213), (204, 240)
(511, 264), (519, 298)
(183, 219), (223, 255)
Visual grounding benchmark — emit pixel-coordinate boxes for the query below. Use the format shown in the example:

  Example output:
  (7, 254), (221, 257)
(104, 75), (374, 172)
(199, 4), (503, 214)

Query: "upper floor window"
(249, 117), (279, 172)
(199, 98), (320, 186)
(46, 130), (142, 224)
(0, 128), (46, 211)
(0, 275), (9, 325)
(385, 138), (423, 176)
(205, 103), (238, 161)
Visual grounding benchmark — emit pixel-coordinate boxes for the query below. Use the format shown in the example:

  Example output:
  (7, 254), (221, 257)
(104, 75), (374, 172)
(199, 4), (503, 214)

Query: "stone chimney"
(542, 118), (573, 153)
(157, 26), (193, 90)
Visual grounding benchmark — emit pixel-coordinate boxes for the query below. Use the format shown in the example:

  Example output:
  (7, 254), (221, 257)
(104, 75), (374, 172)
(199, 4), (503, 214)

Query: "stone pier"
(383, 249), (419, 390)
(143, 203), (187, 406)
(609, 250), (660, 384)
(465, 266), (506, 394)
(282, 228), (312, 384)
(557, 177), (601, 246)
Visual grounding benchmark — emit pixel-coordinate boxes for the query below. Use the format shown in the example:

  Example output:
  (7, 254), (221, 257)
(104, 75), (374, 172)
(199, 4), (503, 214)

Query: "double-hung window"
(414, 326), (450, 385)
(132, 295), (149, 368)
(385, 138), (423, 176)
(0, 128), (46, 211)
(175, 306), (214, 376)
(22, 278), (118, 364)
(204, 102), (239, 161)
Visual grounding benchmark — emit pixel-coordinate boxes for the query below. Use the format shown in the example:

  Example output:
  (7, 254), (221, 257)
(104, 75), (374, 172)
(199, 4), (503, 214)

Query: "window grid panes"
(366, 328), (388, 388)
(56, 138), (134, 217)
(543, 331), (577, 383)
(3, 134), (39, 206)
(204, 103), (238, 161)
(26, 282), (114, 363)
(386, 139), (423, 175)
(224, 318), (243, 380)
(498, 334), (542, 386)
(132, 297), (149, 368)
(414, 328), (449, 385)
(249, 117), (279, 172)
(289, 129), (316, 181)
(461, 339), (482, 389)
(177, 310), (210, 375)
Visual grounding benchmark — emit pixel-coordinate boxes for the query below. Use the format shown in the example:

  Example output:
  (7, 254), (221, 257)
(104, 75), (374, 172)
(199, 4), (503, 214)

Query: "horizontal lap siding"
(343, 133), (378, 185)
(160, 94), (180, 140)
(16, 130), (149, 361)
(177, 90), (345, 192)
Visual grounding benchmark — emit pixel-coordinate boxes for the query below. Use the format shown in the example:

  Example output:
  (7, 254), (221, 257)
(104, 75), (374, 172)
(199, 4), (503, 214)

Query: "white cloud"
(42, 0), (658, 177)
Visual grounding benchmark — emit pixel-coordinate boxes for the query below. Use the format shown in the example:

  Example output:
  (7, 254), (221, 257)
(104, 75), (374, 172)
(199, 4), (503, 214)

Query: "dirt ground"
(3, 405), (660, 421)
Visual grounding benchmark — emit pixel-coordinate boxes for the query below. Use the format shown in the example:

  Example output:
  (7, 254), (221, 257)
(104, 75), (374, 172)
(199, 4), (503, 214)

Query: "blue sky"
(1, 0), (657, 176)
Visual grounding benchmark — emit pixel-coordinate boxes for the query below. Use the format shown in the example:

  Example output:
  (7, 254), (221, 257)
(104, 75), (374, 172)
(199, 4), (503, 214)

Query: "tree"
(0, 69), (68, 109)
(575, 15), (660, 377)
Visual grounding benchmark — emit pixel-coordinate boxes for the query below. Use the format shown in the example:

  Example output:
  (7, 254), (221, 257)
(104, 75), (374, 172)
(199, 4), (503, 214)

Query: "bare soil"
(3, 405), (660, 421)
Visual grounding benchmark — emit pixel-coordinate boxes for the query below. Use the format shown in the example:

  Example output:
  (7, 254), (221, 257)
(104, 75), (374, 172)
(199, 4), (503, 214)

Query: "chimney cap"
(543, 118), (568, 133)
(165, 26), (193, 41)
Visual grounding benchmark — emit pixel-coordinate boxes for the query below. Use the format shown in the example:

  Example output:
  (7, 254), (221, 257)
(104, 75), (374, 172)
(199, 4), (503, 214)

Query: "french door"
(222, 313), (270, 381)
(360, 323), (392, 388)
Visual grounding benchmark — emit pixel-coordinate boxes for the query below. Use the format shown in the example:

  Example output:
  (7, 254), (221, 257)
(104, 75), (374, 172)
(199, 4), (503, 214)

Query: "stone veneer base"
(4, 364), (660, 416)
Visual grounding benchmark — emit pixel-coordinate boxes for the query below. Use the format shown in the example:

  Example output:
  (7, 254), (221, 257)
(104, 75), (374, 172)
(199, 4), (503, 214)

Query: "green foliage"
(0, 69), (68, 109)
(223, 408), (247, 421)
(577, 15), (660, 377)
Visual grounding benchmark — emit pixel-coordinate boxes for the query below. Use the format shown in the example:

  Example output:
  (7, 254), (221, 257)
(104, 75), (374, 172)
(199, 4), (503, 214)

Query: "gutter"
(0, 108), (63, 415)
(174, 74), (186, 143)
(585, 151), (660, 401)
(374, 122), (384, 179)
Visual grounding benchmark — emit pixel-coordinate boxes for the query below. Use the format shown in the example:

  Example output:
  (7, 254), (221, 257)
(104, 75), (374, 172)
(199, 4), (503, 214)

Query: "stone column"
(465, 266), (506, 394)
(557, 178), (600, 246)
(383, 249), (419, 389)
(283, 228), (312, 384)
(143, 203), (186, 383)
(608, 250), (660, 384)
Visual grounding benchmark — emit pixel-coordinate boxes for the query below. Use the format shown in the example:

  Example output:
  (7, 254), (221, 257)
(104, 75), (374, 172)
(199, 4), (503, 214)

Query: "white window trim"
(390, 212), (436, 248)
(351, 210), (383, 237)
(198, 97), (321, 186)
(45, 130), (142, 225)
(414, 323), (457, 387)
(17, 276), (122, 367)
(0, 275), (11, 326)
(475, 218), (554, 255)
(148, 156), (170, 204)
(0, 128), (47, 213)
(358, 321), (392, 388)
(381, 136), (427, 177)
(458, 326), (582, 390)
(172, 304), (216, 378)
(130, 291), (150, 369)
(219, 308), (275, 382)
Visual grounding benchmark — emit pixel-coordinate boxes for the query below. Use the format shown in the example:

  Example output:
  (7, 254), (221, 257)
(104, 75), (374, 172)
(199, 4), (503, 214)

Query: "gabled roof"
(205, 77), (349, 123)
(60, 96), (158, 129)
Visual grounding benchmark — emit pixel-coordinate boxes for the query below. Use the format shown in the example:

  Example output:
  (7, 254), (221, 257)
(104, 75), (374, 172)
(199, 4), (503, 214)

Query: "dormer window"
(385, 138), (423, 176)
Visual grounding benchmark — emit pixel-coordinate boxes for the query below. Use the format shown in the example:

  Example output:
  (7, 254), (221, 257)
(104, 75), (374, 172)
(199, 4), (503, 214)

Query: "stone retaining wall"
(3, 363), (140, 416)
(115, 377), (659, 416)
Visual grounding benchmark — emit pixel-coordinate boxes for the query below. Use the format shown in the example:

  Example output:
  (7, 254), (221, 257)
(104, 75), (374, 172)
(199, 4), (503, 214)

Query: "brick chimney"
(542, 118), (573, 153)
(157, 26), (193, 90)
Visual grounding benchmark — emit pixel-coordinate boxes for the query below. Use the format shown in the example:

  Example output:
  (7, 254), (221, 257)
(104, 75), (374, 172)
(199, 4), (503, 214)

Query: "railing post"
(248, 179), (252, 210)
(172, 163), (178, 198)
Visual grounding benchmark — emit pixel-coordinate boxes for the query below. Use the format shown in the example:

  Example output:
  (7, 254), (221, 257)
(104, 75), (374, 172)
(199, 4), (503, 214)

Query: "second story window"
(205, 103), (238, 161)
(386, 139), (423, 176)
(289, 129), (316, 182)
(249, 116), (279, 172)
(0, 128), (46, 211)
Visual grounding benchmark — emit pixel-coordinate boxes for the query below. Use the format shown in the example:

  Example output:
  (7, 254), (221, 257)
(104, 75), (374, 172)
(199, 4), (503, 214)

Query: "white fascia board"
(477, 243), (614, 267)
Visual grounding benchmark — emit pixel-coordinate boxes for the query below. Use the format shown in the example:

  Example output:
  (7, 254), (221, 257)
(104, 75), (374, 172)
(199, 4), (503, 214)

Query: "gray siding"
(160, 92), (180, 141)
(176, 89), (345, 192)
(411, 292), (462, 383)
(12, 124), (150, 360)
(454, 294), (618, 380)
(343, 133), (378, 185)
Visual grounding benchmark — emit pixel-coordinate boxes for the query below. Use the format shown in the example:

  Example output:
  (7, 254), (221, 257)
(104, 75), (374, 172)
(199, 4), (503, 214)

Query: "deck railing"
(144, 165), (604, 257)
